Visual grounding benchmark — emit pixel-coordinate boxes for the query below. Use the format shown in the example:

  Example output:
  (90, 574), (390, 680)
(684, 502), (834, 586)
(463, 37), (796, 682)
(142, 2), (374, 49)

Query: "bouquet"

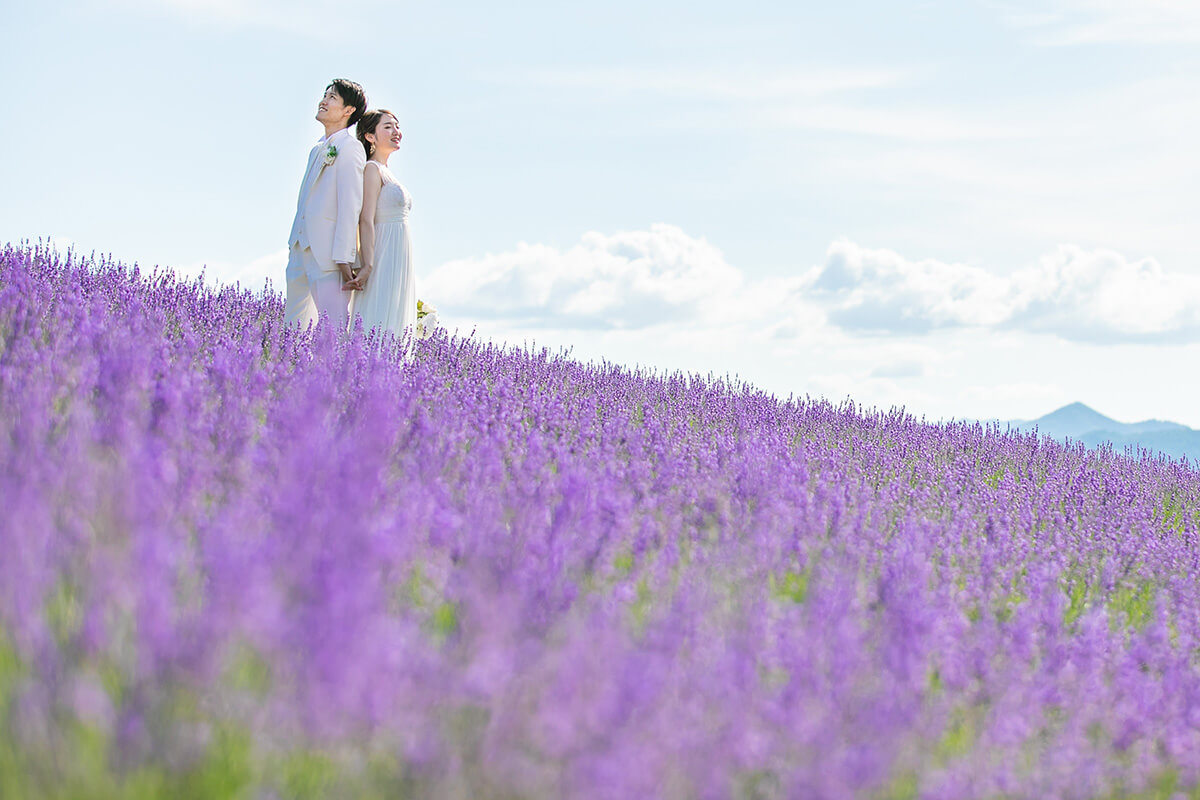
(415, 299), (438, 339)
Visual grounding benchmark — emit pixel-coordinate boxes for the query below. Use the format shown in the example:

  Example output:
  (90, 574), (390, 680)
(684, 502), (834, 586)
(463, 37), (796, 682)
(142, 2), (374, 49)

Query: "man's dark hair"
(327, 79), (367, 129)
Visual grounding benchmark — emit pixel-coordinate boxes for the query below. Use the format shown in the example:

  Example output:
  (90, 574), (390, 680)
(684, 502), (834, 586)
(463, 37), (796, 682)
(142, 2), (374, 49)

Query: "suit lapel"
(309, 129), (346, 188)
(299, 142), (325, 199)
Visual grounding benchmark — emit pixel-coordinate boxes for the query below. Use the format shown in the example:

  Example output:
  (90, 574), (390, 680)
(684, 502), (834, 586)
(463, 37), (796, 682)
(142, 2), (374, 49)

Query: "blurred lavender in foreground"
(3, 242), (1200, 799)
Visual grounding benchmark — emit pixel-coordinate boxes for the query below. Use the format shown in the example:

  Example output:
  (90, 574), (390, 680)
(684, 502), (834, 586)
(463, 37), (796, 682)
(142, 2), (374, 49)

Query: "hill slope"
(4, 243), (1200, 799)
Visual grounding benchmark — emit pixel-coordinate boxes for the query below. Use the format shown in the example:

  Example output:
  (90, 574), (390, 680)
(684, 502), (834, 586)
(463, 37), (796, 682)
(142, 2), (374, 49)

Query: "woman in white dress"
(347, 109), (415, 336)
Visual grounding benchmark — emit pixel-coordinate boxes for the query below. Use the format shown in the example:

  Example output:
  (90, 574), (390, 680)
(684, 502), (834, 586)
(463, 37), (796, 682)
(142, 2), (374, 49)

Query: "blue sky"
(5, 0), (1200, 425)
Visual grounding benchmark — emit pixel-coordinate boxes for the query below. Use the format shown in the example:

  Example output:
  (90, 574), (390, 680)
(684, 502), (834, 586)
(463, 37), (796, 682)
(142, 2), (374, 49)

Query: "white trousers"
(284, 244), (350, 330)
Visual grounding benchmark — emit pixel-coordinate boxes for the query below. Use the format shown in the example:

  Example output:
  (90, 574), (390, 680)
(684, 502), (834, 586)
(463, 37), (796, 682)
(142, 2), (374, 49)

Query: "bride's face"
(371, 115), (402, 153)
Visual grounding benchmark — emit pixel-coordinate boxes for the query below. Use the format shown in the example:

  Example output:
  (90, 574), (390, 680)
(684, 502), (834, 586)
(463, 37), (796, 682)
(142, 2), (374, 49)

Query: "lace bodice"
(372, 164), (411, 224)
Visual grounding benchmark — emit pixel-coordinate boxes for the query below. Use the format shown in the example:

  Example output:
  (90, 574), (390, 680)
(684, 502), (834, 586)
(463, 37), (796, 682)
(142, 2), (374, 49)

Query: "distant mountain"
(1009, 402), (1200, 462)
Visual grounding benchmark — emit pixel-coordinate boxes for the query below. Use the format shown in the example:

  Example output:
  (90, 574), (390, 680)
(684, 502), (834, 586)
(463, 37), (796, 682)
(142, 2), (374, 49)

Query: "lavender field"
(3, 242), (1200, 799)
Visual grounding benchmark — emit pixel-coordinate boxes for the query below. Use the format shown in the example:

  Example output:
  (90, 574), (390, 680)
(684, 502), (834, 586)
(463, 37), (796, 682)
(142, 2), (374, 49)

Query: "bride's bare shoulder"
(365, 160), (393, 181)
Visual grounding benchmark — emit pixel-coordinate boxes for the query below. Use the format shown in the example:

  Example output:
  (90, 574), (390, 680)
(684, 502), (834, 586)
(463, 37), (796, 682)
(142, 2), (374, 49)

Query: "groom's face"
(316, 87), (354, 127)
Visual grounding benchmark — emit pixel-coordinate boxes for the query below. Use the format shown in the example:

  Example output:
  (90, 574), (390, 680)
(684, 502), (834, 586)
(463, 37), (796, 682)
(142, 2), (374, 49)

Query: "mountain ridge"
(1008, 402), (1198, 462)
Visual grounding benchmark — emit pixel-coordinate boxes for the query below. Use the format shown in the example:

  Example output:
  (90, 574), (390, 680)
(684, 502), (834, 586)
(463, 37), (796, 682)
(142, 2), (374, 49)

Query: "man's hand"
(336, 261), (355, 288)
(344, 267), (371, 292)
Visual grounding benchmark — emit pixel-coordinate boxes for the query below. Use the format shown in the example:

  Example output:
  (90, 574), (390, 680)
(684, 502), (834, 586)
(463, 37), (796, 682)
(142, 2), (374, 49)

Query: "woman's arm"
(351, 162), (384, 290)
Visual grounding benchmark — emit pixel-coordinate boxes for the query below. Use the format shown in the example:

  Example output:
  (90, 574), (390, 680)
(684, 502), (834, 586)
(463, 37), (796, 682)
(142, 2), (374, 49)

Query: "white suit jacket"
(288, 126), (366, 273)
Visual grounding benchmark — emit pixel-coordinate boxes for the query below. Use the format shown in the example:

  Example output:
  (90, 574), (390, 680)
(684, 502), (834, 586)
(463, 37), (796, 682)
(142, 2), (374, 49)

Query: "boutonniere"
(323, 144), (338, 166)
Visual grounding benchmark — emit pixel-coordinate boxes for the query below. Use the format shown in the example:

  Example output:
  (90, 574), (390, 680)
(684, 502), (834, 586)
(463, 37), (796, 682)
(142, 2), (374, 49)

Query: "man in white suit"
(285, 78), (368, 329)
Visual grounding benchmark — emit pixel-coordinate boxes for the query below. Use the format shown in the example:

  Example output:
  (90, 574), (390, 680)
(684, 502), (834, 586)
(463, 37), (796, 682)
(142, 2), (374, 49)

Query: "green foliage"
(0, 629), (21, 713)
(224, 644), (273, 696)
(0, 630), (24, 800)
(1093, 768), (1200, 800)
(735, 768), (782, 800)
(934, 706), (980, 764)
(629, 577), (654, 632)
(431, 602), (459, 638)
(994, 589), (1025, 624)
(172, 726), (255, 800)
(769, 567), (811, 605)
(1109, 579), (1156, 632)
(983, 466), (1006, 490)
(45, 579), (84, 647)
(0, 714), (255, 800)
(1159, 492), (1186, 535)
(397, 563), (433, 609)
(281, 750), (338, 800)
(1063, 571), (1093, 628)
(873, 770), (919, 800)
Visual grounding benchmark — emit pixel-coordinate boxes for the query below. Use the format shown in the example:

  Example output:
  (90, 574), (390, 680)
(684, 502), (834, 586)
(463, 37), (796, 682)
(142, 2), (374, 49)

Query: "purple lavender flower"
(3, 241), (1200, 797)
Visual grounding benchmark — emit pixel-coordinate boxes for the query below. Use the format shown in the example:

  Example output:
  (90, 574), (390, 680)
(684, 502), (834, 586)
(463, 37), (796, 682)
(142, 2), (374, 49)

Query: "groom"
(285, 78), (368, 329)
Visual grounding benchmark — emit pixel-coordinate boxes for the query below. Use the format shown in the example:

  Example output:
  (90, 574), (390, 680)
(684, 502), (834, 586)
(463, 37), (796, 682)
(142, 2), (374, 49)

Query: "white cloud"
(498, 64), (1034, 144)
(425, 227), (1200, 345)
(412, 226), (1200, 426)
(502, 66), (909, 101)
(767, 104), (1034, 142)
(805, 240), (1012, 333)
(805, 240), (1200, 343)
(99, 0), (381, 35)
(423, 224), (745, 330)
(175, 249), (285, 291)
(990, 0), (1200, 44)
(1010, 246), (1200, 341)
(870, 361), (926, 380)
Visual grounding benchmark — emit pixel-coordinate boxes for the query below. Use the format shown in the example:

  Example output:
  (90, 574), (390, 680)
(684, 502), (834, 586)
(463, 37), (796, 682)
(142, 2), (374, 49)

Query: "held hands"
(337, 261), (358, 291)
(343, 265), (371, 292)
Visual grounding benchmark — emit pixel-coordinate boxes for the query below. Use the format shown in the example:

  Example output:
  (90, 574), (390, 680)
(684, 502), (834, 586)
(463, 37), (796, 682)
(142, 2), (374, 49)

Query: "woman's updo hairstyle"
(356, 109), (397, 159)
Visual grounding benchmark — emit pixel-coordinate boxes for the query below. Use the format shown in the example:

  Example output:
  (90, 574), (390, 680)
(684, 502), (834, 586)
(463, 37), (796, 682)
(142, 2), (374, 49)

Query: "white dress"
(352, 163), (415, 336)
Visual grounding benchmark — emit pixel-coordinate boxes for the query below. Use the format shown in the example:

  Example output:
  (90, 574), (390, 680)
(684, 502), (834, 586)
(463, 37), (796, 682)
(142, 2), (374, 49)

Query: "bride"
(346, 109), (415, 336)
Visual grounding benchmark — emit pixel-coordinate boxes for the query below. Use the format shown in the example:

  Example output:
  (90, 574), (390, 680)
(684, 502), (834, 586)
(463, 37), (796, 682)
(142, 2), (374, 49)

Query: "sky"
(4, 0), (1200, 426)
